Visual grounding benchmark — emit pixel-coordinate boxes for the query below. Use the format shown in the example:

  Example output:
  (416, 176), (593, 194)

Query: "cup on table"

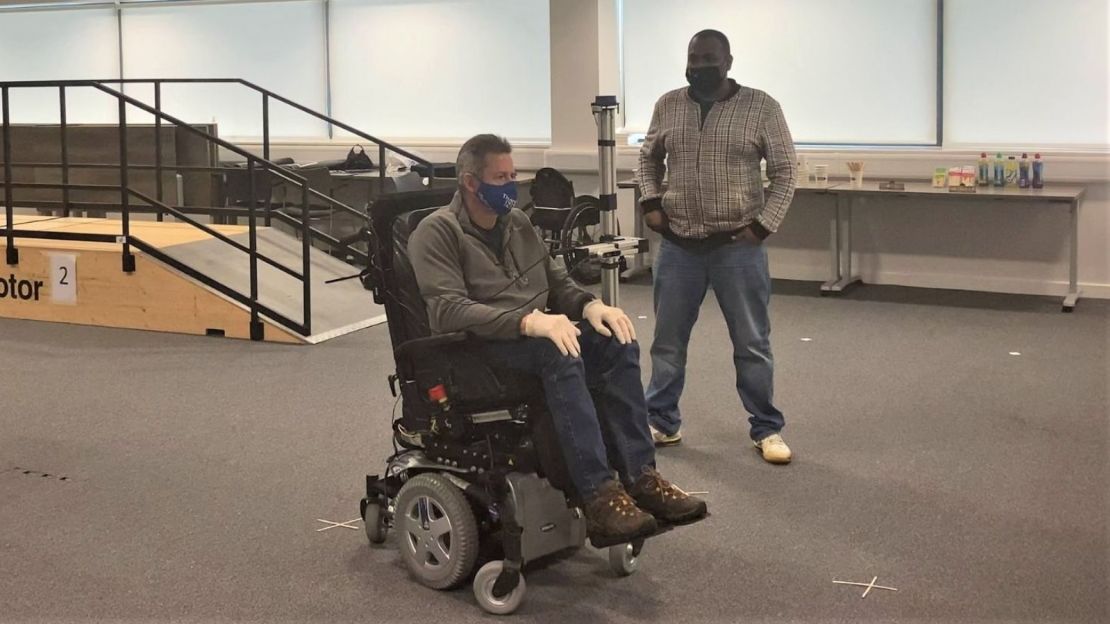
(813, 164), (829, 184)
(846, 161), (865, 188)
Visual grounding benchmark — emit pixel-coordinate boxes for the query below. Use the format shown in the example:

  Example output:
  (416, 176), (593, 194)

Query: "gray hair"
(456, 134), (513, 186)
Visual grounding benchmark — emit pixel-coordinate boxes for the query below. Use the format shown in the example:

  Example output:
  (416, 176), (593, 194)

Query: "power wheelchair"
(358, 189), (659, 615)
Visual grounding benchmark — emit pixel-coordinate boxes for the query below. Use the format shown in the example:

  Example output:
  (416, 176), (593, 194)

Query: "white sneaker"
(650, 425), (682, 447)
(753, 433), (792, 464)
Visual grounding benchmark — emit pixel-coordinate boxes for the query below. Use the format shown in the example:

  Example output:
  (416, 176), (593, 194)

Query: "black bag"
(341, 145), (375, 171)
(530, 167), (575, 208)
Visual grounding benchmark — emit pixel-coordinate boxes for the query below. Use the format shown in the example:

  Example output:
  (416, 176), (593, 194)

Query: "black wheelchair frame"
(357, 188), (648, 615)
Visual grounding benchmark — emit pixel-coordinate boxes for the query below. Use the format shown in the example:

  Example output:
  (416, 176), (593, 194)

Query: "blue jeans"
(646, 237), (785, 441)
(478, 325), (656, 499)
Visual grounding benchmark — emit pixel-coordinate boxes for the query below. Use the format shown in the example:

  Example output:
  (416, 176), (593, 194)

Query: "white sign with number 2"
(49, 253), (77, 305)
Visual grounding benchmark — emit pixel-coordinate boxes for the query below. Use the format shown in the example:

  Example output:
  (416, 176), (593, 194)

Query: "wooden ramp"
(0, 215), (385, 344)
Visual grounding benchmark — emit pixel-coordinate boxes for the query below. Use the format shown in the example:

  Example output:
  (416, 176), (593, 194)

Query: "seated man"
(409, 134), (708, 546)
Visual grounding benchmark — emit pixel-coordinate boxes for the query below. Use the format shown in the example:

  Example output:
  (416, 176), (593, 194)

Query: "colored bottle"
(1004, 156), (1018, 186)
(1031, 153), (1044, 188)
(1018, 153), (1030, 188)
(993, 152), (1005, 187)
(978, 152), (990, 186)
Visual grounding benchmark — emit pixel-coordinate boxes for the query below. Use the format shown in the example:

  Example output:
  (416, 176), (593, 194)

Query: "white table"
(821, 182), (1088, 312)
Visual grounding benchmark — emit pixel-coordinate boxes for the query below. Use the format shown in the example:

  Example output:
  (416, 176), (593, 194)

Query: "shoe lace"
(595, 483), (639, 518)
(610, 492), (638, 516)
(640, 469), (688, 501)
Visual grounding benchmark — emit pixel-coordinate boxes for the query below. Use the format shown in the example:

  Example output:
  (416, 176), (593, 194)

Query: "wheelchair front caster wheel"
(608, 542), (640, 576)
(363, 501), (388, 545)
(473, 561), (526, 615)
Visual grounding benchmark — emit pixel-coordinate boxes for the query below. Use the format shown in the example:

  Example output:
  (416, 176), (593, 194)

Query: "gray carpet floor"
(1, 280), (1106, 624)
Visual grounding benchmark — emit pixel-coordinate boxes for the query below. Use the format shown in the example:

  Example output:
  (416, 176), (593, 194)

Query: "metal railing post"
(119, 95), (135, 273)
(247, 159), (263, 341)
(60, 86), (71, 218)
(154, 80), (164, 221)
(3, 86), (16, 266)
(301, 181), (312, 335)
(262, 93), (270, 162)
(262, 93), (272, 227)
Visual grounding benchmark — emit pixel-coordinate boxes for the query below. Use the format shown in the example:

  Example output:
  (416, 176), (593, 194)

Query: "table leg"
(1062, 198), (1080, 312)
(823, 193), (862, 293)
(820, 193), (843, 293)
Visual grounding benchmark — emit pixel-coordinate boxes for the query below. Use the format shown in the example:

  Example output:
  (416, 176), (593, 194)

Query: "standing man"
(638, 29), (798, 463)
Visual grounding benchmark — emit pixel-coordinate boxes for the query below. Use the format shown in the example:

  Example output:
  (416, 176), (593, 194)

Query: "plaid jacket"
(638, 83), (798, 239)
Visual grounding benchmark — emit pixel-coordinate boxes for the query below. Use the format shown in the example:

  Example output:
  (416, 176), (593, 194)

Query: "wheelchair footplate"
(587, 511), (711, 550)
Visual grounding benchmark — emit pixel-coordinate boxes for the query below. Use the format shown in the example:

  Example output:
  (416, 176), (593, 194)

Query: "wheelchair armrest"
(395, 332), (470, 361)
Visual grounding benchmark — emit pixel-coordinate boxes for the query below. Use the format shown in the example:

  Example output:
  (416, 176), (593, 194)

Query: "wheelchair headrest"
(369, 188), (457, 243)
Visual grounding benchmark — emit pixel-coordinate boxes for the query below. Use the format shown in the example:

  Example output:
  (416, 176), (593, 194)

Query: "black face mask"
(686, 66), (725, 94)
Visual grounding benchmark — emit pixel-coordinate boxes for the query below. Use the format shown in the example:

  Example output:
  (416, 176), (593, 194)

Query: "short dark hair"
(456, 134), (512, 184)
(690, 29), (731, 56)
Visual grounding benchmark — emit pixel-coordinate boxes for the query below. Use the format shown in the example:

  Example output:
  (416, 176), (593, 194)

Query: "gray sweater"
(408, 192), (595, 340)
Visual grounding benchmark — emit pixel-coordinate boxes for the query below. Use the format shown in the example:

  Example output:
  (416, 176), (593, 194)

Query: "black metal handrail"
(0, 160), (370, 226)
(1, 79), (329, 338)
(85, 78), (435, 170)
(3, 180), (303, 281)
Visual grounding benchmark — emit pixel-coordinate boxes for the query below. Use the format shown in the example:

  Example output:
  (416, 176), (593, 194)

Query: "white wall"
(622, 0), (938, 143)
(120, 1), (329, 138)
(0, 7), (120, 124)
(329, 0), (551, 142)
(945, 0), (1110, 148)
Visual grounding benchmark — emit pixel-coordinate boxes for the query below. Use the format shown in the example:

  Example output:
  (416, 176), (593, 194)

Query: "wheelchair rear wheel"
(395, 473), (480, 590)
(560, 200), (602, 285)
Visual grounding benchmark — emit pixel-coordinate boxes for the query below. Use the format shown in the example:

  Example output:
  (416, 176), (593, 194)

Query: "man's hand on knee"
(521, 310), (582, 357)
(582, 300), (637, 344)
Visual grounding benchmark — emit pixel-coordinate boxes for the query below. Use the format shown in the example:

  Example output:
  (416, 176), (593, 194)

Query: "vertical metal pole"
(842, 199), (853, 282)
(116, 3), (124, 81)
(3, 86), (17, 266)
(247, 159), (263, 340)
(1069, 200), (1078, 293)
(324, 0), (334, 140)
(301, 181), (312, 336)
(378, 144), (386, 182)
(830, 194), (842, 284)
(1065, 198), (1080, 311)
(154, 81), (164, 221)
(591, 95), (620, 306)
(262, 93), (270, 163)
(60, 87), (71, 218)
(936, 0), (944, 146)
(119, 95), (134, 273)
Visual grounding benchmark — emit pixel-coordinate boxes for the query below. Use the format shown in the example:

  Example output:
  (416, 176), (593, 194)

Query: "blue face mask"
(476, 180), (518, 216)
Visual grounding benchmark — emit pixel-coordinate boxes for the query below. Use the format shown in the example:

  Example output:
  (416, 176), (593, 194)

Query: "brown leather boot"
(628, 467), (708, 525)
(582, 480), (657, 548)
